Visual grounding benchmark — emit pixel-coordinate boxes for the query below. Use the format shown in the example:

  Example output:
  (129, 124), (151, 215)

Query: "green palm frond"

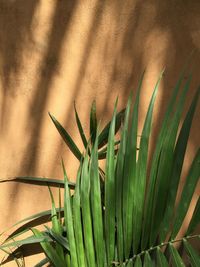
(1, 72), (199, 266)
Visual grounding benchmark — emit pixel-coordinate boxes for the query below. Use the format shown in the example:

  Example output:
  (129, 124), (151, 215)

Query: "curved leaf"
(49, 113), (82, 161)
(0, 235), (52, 249)
(1, 208), (64, 242)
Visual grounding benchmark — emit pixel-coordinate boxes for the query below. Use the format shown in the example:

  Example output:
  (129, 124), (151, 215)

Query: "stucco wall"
(0, 0), (200, 265)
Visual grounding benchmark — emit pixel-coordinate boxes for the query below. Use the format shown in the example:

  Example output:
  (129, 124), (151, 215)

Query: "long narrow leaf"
(98, 108), (125, 149)
(132, 71), (163, 253)
(142, 69), (188, 249)
(126, 260), (133, 267)
(186, 196), (200, 235)
(90, 100), (97, 144)
(123, 72), (144, 257)
(1, 208), (64, 241)
(48, 187), (64, 261)
(34, 258), (49, 267)
(62, 162), (78, 267)
(48, 187), (62, 234)
(160, 87), (200, 241)
(115, 94), (132, 262)
(73, 165), (87, 267)
(134, 256), (142, 267)
(150, 76), (191, 245)
(0, 235), (52, 249)
(144, 252), (154, 267)
(169, 244), (186, 267)
(32, 229), (65, 267)
(98, 140), (120, 159)
(81, 154), (96, 266)
(0, 176), (75, 188)
(156, 248), (169, 267)
(45, 226), (69, 251)
(49, 113), (82, 160)
(74, 102), (88, 149)
(183, 239), (200, 267)
(171, 149), (200, 239)
(104, 99), (117, 264)
(90, 138), (105, 267)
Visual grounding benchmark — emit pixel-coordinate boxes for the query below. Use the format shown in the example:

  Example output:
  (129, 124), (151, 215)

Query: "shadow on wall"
(0, 0), (39, 121)
(0, 0), (200, 237)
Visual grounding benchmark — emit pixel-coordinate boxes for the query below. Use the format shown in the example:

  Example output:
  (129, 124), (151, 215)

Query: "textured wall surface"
(0, 0), (200, 265)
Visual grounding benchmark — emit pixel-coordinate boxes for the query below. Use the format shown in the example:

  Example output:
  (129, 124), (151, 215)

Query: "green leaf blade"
(160, 87), (200, 241)
(105, 100), (117, 264)
(183, 239), (200, 267)
(186, 196), (200, 235)
(132, 71), (162, 253)
(90, 100), (97, 144)
(149, 76), (192, 246)
(0, 176), (75, 188)
(32, 229), (65, 267)
(73, 166), (87, 267)
(45, 226), (69, 251)
(156, 248), (169, 267)
(0, 235), (52, 249)
(171, 149), (200, 239)
(122, 73), (145, 258)
(49, 113), (82, 161)
(34, 257), (49, 267)
(169, 243), (186, 267)
(62, 162), (78, 267)
(115, 94), (132, 262)
(90, 138), (106, 267)
(142, 69), (188, 249)
(134, 256), (142, 267)
(74, 102), (88, 149)
(144, 252), (154, 267)
(98, 108), (125, 149)
(81, 154), (96, 266)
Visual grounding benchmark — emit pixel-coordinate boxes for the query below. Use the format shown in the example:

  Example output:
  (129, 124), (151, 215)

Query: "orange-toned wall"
(0, 1), (200, 265)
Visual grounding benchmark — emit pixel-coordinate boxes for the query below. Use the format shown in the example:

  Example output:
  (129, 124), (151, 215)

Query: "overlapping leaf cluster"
(0, 71), (200, 266)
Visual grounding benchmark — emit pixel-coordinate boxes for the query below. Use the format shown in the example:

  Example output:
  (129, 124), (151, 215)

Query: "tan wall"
(0, 0), (200, 265)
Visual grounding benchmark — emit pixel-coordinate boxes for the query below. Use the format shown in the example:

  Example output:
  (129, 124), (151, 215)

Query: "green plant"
(0, 70), (200, 266)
